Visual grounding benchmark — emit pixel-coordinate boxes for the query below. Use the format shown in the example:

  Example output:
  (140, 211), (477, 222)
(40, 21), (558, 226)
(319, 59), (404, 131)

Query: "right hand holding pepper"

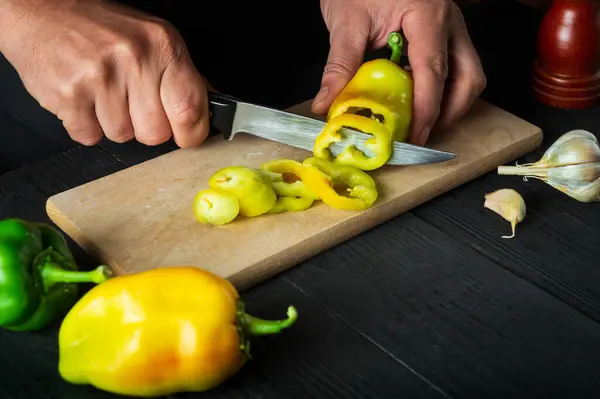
(0, 0), (211, 148)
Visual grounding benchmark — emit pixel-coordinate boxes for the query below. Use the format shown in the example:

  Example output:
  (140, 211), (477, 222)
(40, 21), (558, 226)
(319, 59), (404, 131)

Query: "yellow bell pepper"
(313, 32), (413, 170)
(57, 266), (298, 397)
(299, 157), (378, 210)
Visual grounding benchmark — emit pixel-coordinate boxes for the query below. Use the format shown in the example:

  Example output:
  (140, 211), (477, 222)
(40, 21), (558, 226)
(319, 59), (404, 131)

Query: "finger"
(59, 101), (104, 146)
(128, 71), (174, 147)
(95, 80), (135, 144)
(160, 59), (210, 148)
(311, 19), (369, 115)
(403, 6), (450, 146)
(433, 9), (486, 134)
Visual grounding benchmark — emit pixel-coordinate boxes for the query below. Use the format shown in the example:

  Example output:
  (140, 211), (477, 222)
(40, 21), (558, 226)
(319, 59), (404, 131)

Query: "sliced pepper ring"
(314, 113), (393, 171)
(259, 159), (321, 200)
(299, 157), (378, 211)
(327, 97), (400, 138)
(267, 196), (315, 214)
(193, 188), (240, 226)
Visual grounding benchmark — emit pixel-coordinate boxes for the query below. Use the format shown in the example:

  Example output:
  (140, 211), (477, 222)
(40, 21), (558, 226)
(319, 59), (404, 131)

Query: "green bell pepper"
(0, 218), (113, 332)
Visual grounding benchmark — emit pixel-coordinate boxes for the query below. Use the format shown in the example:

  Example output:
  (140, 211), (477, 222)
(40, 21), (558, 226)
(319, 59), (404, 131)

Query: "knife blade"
(207, 92), (456, 166)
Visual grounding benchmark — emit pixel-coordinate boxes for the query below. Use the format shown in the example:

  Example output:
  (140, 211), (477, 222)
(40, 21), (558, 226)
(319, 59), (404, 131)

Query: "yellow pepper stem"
(239, 305), (298, 336)
(388, 31), (403, 65)
(236, 301), (298, 359)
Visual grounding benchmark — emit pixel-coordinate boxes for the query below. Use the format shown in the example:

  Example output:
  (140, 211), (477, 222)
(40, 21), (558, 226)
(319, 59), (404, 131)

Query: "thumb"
(311, 29), (368, 115)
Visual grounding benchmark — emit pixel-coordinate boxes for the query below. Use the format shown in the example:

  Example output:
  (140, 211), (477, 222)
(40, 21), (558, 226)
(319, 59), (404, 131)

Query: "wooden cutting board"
(46, 98), (543, 291)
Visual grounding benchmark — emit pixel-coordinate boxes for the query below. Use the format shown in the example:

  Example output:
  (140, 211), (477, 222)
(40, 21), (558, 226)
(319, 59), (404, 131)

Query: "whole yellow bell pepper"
(57, 266), (298, 397)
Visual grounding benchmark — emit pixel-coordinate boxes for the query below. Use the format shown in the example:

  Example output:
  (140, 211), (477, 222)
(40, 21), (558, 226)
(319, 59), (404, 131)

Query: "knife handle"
(207, 91), (238, 140)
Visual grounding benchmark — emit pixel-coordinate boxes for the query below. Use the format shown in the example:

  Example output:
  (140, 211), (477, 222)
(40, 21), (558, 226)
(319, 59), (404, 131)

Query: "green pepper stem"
(239, 305), (298, 336)
(387, 32), (403, 65)
(40, 263), (113, 292)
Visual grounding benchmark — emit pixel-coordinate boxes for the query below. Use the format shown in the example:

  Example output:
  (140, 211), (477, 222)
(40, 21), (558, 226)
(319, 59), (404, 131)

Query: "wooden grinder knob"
(532, 0), (600, 109)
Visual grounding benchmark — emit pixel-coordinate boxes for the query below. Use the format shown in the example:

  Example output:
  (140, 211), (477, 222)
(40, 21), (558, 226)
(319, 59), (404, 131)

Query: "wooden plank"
(0, 276), (447, 399)
(411, 128), (600, 322)
(0, 146), (447, 399)
(0, 112), (66, 175)
(282, 213), (600, 398)
(45, 98), (543, 291)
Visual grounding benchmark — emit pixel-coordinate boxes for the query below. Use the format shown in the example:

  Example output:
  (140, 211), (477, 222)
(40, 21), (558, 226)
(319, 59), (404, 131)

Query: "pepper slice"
(209, 166), (277, 218)
(313, 113), (393, 171)
(0, 218), (112, 332)
(58, 266), (298, 397)
(259, 159), (321, 199)
(325, 31), (413, 142)
(299, 157), (378, 210)
(267, 196), (315, 214)
(193, 188), (240, 226)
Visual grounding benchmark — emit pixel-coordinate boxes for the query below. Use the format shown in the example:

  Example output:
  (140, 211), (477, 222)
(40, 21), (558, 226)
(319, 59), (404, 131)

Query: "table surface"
(2, 2), (600, 399)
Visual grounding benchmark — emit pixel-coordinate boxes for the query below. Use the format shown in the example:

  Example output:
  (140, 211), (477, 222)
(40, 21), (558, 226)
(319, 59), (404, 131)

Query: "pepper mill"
(532, 0), (600, 109)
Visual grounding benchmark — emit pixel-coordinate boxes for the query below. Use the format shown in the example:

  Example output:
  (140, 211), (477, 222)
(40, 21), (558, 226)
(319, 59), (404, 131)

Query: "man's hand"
(313, 0), (486, 146)
(0, 0), (211, 147)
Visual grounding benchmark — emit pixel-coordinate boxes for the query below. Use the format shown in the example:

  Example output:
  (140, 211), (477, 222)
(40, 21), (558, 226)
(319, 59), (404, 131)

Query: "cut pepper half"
(326, 32), (413, 144)
(299, 157), (378, 210)
(313, 113), (393, 171)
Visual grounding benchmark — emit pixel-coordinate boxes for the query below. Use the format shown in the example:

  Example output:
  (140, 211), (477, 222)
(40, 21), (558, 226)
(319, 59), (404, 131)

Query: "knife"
(206, 92), (455, 166)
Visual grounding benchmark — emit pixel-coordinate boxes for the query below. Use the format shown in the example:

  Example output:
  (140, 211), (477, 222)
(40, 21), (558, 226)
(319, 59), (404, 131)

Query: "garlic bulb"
(484, 189), (526, 239)
(497, 129), (600, 202)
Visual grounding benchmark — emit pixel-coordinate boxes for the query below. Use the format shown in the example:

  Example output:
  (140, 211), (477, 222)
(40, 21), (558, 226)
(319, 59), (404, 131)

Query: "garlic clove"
(545, 164), (600, 202)
(503, 129), (600, 169)
(546, 130), (600, 166)
(484, 189), (526, 239)
(547, 179), (600, 202)
(548, 162), (600, 185)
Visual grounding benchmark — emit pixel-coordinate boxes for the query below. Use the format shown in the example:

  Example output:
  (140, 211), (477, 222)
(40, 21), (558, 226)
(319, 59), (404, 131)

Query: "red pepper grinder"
(532, 0), (600, 109)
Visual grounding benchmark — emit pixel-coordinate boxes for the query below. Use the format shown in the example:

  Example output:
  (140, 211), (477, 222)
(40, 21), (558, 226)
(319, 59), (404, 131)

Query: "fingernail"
(418, 125), (431, 146)
(313, 86), (328, 105)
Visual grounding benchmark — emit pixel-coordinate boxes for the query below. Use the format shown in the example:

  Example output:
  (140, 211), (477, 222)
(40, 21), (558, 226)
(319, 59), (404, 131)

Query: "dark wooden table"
(2, 2), (600, 398)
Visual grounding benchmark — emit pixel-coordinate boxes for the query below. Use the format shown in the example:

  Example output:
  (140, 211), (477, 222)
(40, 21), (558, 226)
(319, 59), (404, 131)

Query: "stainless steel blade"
(230, 102), (456, 166)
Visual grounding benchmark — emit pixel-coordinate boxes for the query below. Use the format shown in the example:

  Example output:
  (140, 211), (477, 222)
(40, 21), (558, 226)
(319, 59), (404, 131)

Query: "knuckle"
(428, 52), (449, 83)
(473, 72), (487, 95)
(57, 81), (82, 102)
(171, 99), (201, 127)
(431, 0), (452, 19)
(323, 58), (353, 77)
(111, 38), (143, 67)
(83, 62), (110, 86)
(145, 19), (183, 61)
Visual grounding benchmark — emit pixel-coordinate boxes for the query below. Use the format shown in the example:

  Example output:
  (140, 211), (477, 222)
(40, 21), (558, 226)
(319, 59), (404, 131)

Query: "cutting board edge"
(45, 123), (543, 291)
(225, 124), (543, 292)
